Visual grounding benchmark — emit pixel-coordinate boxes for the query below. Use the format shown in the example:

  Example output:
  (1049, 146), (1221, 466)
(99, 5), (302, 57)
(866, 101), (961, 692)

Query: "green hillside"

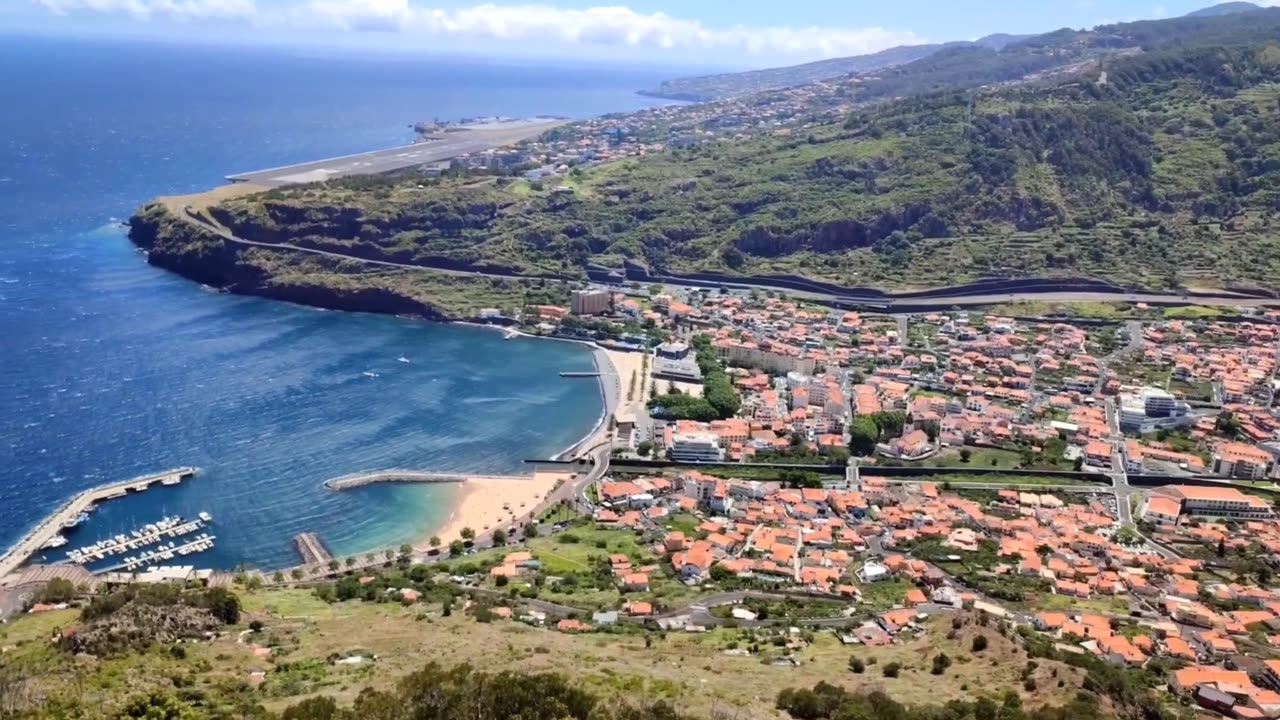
(185, 41), (1280, 296)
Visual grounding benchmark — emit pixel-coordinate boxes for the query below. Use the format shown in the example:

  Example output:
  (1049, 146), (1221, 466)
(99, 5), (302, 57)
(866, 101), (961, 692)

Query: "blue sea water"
(0, 36), (672, 570)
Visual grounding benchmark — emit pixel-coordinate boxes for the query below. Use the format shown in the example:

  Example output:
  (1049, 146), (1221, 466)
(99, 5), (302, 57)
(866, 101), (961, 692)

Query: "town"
(473, 287), (1280, 718)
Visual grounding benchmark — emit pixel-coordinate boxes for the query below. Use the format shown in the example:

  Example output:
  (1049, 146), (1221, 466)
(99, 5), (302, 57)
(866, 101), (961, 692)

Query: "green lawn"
(1168, 378), (1214, 402)
(663, 512), (703, 536)
(1027, 594), (1131, 616)
(857, 579), (912, 611)
(915, 447), (1022, 469)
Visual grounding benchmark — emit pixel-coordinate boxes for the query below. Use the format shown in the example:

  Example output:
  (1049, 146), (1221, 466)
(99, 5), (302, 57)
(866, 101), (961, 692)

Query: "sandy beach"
(602, 346), (650, 430)
(422, 471), (571, 547)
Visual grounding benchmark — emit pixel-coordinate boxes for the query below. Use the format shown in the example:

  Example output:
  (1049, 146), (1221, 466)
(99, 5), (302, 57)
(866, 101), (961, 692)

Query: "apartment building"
(669, 432), (725, 463)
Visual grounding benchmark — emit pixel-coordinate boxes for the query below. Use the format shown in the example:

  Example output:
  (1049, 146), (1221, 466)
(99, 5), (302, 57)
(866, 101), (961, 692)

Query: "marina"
(98, 534), (218, 574)
(65, 513), (213, 566)
(0, 467), (199, 583)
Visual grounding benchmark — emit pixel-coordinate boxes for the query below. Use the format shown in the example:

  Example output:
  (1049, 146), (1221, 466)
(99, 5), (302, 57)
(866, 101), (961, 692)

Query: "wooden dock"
(0, 467), (199, 583)
(322, 470), (528, 491)
(293, 532), (332, 566)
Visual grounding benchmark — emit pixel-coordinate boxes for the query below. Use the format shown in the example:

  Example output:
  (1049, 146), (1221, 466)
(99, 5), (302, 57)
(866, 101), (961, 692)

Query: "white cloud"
(39, 0), (258, 21)
(36, 0), (926, 61)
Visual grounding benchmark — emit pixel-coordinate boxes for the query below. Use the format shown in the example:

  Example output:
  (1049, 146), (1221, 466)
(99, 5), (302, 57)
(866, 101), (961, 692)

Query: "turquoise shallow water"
(0, 36), (672, 569)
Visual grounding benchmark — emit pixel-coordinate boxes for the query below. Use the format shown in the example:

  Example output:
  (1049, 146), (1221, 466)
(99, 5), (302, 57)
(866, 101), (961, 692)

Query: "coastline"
(418, 472), (572, 549)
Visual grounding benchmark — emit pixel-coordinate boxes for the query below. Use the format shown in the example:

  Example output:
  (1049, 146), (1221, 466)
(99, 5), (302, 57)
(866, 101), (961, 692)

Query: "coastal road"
(172, 210), (1280, 314)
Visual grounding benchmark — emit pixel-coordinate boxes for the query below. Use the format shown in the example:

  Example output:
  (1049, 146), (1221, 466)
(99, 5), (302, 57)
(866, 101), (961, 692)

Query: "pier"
(322, 470), (529, 491)
(559, 371), (601, 378)
(0, 467), (199, 583)
(293, 533), (332, 566)
(98, 535), (217, 574)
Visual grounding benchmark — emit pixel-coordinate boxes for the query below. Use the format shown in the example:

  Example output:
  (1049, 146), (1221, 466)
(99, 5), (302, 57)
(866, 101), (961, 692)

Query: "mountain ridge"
(639, 3), (1274, 102)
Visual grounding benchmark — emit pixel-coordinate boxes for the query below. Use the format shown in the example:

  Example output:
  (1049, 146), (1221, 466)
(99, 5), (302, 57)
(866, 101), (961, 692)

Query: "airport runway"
(226, 121), (563, 187)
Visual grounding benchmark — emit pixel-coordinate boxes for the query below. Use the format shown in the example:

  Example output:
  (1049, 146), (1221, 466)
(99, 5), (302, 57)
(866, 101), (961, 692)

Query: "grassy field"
(453, 523), (709, 612)
(911, 447), (1024, 469)
(986, 301), (1134, 320)
(1026, 593), (1132, 616)
(0, 596), (1088, 719)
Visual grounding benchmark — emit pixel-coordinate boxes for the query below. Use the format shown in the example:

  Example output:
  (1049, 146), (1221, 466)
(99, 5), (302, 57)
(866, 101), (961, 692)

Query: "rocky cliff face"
(127, 203), (453, 321)
(129, 202), (236, 288)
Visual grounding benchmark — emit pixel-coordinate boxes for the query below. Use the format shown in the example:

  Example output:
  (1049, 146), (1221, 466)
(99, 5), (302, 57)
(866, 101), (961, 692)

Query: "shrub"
(883, 662), (901, 678)
(848, 657), (866, 674)
(972, 635), (989, 652)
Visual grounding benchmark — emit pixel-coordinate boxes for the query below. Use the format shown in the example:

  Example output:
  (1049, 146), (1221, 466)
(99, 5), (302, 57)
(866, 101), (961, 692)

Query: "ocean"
(0, 36), (673, 570)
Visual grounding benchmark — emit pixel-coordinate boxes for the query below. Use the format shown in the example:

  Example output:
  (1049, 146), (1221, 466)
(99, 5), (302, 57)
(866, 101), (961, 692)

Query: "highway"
(176, 204), (1280, 314)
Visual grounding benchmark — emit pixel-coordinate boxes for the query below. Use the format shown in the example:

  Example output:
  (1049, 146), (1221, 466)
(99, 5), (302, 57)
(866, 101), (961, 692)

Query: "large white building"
(1148, 485), (1273, 521)
(1212, 442), (1276, 480)
(714, 339), (817, 375)
(668, 432), (725, 463)
(1118, 387), (1190, 434)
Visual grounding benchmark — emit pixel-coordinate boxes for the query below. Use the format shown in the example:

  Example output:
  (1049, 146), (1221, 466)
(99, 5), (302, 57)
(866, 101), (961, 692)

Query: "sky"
(4, 0), (1278, 69)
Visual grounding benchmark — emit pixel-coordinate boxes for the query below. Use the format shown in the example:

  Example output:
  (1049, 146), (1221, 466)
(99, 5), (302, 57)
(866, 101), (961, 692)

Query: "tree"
(291, 569), (304, 581)
(1073, 456), (1085, 471)
(272, 571), (284, 584)
(1216, 411), (1241, 438)
(281, 696), (338, 720)
(345, 557), (356, 568)
(450, 541), (466, 557)
(36, 578), (76, 604)
(113, 691), (200, 720)
(460, 527), (475, 540)
(429, 536), (441, 548)
(959, 448), (973, 463)
(637, 441), (653, 457)
(493, 529), (508, 545)
(849, 418), (879, 456)
(882, 662), (901, 678)
(399, 543), (414, 559)
(972, 635), (989, 652)
(1218, 537), (1227, 558)
(709, 564), (734, 582)
(496, 575), (509, 588)
(931, 653), (952, 675)
(525, 524), (540, 539)
(848, 656), (866, 673)
(327, 560), (340, 572)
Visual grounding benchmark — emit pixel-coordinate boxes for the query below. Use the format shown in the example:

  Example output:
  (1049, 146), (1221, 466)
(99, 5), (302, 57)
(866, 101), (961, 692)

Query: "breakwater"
(322, 470), (529, 491)
(0, 467), (198, 582)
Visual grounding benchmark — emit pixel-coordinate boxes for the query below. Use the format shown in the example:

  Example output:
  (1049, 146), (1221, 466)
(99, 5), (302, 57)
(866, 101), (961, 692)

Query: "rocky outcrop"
(127, 203), (455, 320)
(129, 202), (236, 287)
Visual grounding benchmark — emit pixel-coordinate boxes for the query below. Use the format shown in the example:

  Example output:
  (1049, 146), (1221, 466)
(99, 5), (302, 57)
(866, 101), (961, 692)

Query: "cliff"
(127, 202), (568, 320)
